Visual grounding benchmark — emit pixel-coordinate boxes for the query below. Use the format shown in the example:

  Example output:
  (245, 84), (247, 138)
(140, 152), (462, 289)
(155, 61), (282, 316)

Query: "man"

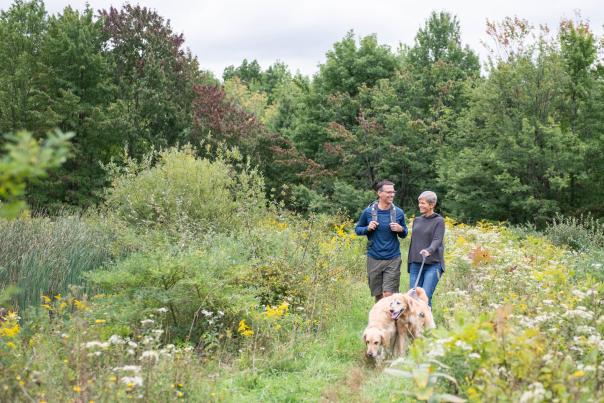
(355, 180), (408, 302)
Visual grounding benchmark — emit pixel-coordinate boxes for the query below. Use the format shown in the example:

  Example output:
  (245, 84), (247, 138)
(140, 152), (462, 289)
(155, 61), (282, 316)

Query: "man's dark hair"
(375, 180), (394, 192)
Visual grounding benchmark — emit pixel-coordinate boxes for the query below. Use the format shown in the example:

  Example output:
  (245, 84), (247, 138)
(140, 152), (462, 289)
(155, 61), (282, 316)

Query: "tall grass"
(0, 215), (113, 308)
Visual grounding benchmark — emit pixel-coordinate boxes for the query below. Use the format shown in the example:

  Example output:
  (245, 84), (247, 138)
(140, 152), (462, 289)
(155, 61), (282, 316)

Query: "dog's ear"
(380, 332), (386, 346)
(362, 331), (367, 343)
(406, 296), (418, 313)
(416, 287), (429, 304)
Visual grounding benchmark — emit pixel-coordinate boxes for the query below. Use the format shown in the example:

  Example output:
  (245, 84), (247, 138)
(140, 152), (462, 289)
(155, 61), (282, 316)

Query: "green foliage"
(0, 130), (72, 218)
(545, 213), (604, 251)
(0, 214), (113, 308)
(104, 146), (265, 237)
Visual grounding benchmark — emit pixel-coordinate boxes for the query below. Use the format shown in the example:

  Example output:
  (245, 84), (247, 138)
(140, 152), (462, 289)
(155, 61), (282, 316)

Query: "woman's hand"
(420, 249), (431, 257)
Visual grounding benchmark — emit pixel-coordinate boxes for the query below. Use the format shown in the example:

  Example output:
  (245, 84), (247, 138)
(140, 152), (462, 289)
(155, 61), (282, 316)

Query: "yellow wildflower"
(0, 324), (20, 338)
(42, 295), (52, 304)
(265, 302), (289, 319)
(73, 299), (88, 311)
(73, 385), (81, 393)
(95, 319), (106, 324)
(41, 304), (53, 311)
(572, 370), (585, 378)
(237, 320), (254, 337)
(6, 342), (16, 349)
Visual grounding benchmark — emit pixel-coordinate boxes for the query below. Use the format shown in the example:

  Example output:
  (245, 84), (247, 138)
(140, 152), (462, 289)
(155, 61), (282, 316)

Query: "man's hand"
(389, 222), (404, 233)
(420, 249), (431, 257)
(368, 221), (379, 231)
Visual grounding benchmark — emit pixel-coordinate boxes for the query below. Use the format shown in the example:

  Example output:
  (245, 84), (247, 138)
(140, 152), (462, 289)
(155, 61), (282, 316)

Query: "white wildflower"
(142, 336), (154, 345)
(519, 382), (546, 403)
(109, 335), (125, 345)
(128, 341), (138, 348)
(455, 340), (473, 351)
(120, 376), (143, 387)
(140, 350), (159, 362)
(468, 352), (481, 359)
(427, 344), (445, 358)
(201, 309), (212, 317)
(114, 365), (141, 373)
(140, 319), (155, 326)
(564, 308), (594, 321)
(576, 325), (595, 335)
(156, 307), (169, 314)
(84, 341), (109, 349)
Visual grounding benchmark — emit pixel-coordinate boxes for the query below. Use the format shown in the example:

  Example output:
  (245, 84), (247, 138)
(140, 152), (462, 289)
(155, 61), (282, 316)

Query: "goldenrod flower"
(0, 324), (20, 337)
(237, 320), (254, 337)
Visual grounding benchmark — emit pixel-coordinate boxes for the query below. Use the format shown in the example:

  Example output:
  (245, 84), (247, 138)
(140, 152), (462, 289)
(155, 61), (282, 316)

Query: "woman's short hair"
(418, 191), (437, 205)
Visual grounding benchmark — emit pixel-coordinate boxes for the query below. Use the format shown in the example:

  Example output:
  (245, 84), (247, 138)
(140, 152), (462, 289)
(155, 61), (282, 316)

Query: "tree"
(0, 0), (55, 134)
(440, 19), (590, 223)
(99, 4), (203, 157)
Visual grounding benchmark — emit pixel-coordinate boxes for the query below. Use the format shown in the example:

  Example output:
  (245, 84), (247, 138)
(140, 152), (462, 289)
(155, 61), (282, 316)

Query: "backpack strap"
(370, 202), (397, 224)
(370, 202), (378, 223)
(390, 204), (397, 224)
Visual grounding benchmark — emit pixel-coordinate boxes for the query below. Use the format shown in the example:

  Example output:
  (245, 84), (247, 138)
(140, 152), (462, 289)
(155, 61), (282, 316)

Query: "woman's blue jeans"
(409, 262), (442, 307)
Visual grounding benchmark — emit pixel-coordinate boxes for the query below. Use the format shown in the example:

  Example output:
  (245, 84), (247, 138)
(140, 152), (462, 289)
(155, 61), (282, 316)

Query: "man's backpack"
(369, 201), (397, 224)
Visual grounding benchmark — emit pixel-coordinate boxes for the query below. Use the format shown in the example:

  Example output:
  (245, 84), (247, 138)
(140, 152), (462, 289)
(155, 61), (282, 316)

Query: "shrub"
(87, 246), (257, 347)
(104, 146), (266, 236)
(544, 213), (604, 251)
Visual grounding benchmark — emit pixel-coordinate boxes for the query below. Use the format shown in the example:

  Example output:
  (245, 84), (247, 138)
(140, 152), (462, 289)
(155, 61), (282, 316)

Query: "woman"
(407, 191), (445, 307)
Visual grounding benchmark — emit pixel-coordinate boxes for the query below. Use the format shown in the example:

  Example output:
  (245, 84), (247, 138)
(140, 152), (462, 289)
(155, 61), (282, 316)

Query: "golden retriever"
(389, 287), (436, 355)
(362, 295), (398, 360)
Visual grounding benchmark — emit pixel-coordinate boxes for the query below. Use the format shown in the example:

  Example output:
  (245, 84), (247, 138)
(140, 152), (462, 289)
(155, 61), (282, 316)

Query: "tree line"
(1, 0), (602, 224)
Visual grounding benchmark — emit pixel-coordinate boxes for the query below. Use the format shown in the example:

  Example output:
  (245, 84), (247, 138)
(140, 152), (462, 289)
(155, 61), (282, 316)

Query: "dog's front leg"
(394, 324), (408, 356)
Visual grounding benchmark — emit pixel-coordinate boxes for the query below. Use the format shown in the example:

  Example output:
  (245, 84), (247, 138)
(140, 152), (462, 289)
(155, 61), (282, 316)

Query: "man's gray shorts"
(367, 256), (402, 296)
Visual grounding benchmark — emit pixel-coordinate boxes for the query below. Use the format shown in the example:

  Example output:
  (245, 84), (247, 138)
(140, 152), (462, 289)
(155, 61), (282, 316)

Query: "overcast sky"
(2, 0), (603, 78)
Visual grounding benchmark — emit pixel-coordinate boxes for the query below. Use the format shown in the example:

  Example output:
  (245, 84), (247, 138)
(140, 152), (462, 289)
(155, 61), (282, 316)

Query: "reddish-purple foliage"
(99, 4), (188, 75)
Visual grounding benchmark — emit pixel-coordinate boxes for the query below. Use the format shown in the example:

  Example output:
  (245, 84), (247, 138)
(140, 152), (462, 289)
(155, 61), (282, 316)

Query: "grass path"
(202, 282), (388, 402)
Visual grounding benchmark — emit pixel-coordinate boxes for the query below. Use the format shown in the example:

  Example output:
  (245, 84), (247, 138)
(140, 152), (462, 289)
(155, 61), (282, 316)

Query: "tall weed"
(0, 215), (112, 308)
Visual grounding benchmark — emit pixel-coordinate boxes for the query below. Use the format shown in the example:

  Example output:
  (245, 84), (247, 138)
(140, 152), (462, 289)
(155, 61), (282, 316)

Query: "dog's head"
(416, 303), (436, 330)
(362, 327), (385, 358)
(388, 293), (413, 320)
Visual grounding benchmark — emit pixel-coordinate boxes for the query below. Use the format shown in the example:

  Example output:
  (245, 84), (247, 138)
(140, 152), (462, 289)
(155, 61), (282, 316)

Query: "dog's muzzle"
(390, 308), (404, 320)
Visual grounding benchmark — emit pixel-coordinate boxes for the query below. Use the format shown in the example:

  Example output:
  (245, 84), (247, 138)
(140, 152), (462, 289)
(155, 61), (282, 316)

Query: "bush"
(87, 246), (257, 347)
(104, 146), (266, 236)
(0, 215), (113, 309)
(544, 214), (604, 251)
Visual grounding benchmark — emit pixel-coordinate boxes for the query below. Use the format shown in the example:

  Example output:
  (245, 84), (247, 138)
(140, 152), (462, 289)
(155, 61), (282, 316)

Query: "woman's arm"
(426, 218), (445, 255)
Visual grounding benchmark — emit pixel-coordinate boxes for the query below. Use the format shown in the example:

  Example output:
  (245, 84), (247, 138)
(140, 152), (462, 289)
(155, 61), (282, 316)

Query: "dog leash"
(413, 255), (426, 289)
(408, 256), (426, 300)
